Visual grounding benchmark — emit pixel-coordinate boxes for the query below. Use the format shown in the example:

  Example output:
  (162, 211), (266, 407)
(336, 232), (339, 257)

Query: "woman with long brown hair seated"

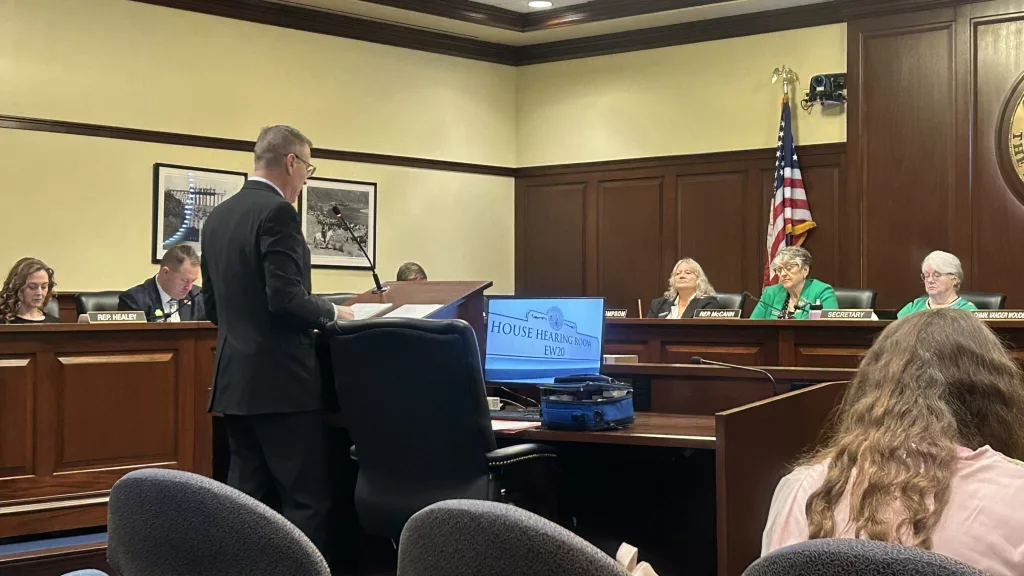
(762, 309), (1024, 575)
(0, 258), (60, 324)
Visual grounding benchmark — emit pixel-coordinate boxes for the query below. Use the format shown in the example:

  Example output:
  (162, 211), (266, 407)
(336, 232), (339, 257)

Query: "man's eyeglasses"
(921, 272), (954, 282)
(291, 154), (316, 177)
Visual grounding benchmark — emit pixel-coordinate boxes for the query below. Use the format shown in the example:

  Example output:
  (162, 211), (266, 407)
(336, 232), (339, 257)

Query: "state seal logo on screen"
(546, 306), (564, 331)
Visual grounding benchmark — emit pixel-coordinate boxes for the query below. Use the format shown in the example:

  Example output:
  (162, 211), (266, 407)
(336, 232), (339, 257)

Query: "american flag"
(764, 97), (815, 286)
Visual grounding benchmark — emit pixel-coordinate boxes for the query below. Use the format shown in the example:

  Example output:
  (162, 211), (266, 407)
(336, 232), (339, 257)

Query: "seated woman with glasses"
(897, 250), (977, 318)
(751, 246), (837, 319)
(0, 257), (60, 324)
(647, 258), (722, 319)
(762, 309), (1024, 576)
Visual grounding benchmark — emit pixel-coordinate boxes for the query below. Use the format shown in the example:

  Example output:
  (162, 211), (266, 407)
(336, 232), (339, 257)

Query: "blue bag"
(539, 375), (634, 431)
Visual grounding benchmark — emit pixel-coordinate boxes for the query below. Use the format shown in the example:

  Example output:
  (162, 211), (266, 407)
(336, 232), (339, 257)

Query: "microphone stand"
(332, 207), (388, 294)
(690, 356), (779, 396)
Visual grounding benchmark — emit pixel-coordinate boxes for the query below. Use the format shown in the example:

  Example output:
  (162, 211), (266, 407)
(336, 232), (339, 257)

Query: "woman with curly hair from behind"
(0, 257), (60, 324)
(762, 308), (1024, 575)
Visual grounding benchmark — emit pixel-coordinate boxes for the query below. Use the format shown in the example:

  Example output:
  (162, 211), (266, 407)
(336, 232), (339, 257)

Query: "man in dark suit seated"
(118, 244), (205, 321)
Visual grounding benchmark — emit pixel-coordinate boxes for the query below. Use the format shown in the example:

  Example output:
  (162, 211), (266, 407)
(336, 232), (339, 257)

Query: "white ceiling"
(268, 0), (833, 46)
(471, 0), (592, 13)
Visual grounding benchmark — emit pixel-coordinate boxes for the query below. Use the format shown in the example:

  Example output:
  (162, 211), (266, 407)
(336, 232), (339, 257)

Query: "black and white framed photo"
(152, 163), (247, 263)
(300, 177), (378, 269)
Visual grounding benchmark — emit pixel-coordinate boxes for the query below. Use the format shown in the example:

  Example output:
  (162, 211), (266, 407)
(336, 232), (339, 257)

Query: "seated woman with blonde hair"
(0, 257), (60, 324)
(647, 258), (721, 319)
(762, 309), (1024, 575)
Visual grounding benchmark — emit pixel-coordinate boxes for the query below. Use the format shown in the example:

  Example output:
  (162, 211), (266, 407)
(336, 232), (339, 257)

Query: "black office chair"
(317, 292), (358, 305)
(714, 293), (747, 310)
(326, 318), (556, 540)
(75, 291), (122, 316)
(45, 296), (61, 320)
(833, 287), (877, 310)
(958, 291), (1006, 310)
(744, 538), (983, 575)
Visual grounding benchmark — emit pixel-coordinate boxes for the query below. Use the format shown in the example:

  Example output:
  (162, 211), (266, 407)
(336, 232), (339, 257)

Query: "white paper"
(350, 303), (393, 320)
(383, 304), (443, 319)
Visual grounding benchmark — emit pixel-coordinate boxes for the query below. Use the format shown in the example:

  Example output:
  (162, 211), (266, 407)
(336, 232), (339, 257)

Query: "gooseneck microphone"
(690, 355), (779, 397)
(743, 291), (808, 320)
(331, 206), (388, 294)
(148, 294), (194, 322)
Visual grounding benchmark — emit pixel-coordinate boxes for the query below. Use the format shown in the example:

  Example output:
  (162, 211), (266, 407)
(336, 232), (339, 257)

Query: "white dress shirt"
(154, 276), (180, 323)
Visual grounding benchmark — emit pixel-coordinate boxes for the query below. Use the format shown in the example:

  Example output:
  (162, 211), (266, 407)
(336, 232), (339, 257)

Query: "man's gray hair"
(922, 250), (964, 288)
(772, 246), (812, 271)
(254, 125), (313, 169)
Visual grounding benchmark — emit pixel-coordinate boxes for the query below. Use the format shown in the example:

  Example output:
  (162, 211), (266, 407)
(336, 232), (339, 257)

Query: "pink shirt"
(762, 446), (1024, 576)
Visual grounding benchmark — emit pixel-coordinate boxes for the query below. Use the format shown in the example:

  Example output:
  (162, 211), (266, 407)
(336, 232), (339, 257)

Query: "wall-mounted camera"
(801, 73), (847, 111)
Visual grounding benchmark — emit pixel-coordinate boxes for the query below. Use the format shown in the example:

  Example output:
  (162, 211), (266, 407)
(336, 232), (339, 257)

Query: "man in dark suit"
(118, 244), (206, 321)
(200, 125), (354, 560)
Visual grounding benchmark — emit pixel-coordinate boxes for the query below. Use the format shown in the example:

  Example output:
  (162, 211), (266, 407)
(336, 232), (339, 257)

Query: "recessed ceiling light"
(528, 1), (554, 8)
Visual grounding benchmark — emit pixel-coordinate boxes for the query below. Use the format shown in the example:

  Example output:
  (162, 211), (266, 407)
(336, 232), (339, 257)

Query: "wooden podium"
(345, 280), (493, 346)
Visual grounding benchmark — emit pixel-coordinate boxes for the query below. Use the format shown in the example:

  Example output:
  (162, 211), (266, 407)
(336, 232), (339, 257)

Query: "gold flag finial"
(771, 65), (799, 100)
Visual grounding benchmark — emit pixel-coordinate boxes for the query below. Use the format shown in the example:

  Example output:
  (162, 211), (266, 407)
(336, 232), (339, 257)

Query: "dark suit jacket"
(118, 277), (206, 321)
(647, 295), (722, 319)
(200, 180), (336, 415)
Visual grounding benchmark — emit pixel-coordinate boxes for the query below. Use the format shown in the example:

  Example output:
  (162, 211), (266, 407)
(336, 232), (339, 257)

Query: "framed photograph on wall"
(300, 177), (378, 269)
(152, 163), (247, 263)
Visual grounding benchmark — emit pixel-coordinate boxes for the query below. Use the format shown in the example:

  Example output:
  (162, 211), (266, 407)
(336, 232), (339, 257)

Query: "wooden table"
(604, 318), (1024, 368)
(496, 381), (848, 576)
(0, 322), (216, 538)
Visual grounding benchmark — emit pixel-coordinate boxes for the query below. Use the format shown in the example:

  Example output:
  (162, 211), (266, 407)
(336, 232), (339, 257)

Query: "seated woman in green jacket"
(897, 250), (977, 318)
(751, 246), (838, 320)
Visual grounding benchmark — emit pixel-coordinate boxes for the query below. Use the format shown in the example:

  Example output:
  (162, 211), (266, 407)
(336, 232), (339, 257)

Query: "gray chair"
(107, 468), (330, 576)
(397, 500), (629, 576)
(743, 538), (984, 575)
(715, 292), (748, 310)
(833, 287), (877, 309)
(74, 291), (121, 316)
(317, 292), (358, 305)
(958, 291), (1006, 310)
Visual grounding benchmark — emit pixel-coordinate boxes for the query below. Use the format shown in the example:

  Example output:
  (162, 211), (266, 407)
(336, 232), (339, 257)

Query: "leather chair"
(743, 538), (983, 575)
(398, 500), (629, 576)
(833, 287), (877, 310)
(45, 297), (61, 320)
(715, 293), (747, 310)
(958, 291), (1006, 310)
(107, 468), (330, 576)
(326, 318), (556, 540)
(75, 291), (122, 316)
(316, 292), (358, 306)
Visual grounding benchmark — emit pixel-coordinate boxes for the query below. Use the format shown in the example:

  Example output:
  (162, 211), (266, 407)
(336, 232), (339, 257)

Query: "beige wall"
(516, 24), (848, 166)
(0, 130), (513, 294)
(0, 0), (516, 293)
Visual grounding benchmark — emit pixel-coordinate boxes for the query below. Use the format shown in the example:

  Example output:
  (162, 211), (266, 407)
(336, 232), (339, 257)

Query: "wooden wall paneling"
(797, 164), (843, 289)
(0, 357), (34, 479)
(849, 8), (960, 309)
(676, 171), (749, 294)
(967, 1), (1024, 306)
(595, 170), (668, 311)
(515, 178), (588, 296)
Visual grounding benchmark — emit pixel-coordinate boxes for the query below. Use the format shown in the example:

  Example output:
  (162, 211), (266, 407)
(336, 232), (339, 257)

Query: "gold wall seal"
(1008, 93), (1024, 186)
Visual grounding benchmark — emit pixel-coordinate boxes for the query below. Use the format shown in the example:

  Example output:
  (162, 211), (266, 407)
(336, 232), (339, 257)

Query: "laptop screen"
(484, 297), (605, 384)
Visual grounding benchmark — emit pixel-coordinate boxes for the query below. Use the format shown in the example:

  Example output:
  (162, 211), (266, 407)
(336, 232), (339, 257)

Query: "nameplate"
(694, 309), (742, 319)
(971, 310), (1024, 320)
(80, 311), (146, 323)
(821, 309), (873, 320)
(605, 309), (628, 318)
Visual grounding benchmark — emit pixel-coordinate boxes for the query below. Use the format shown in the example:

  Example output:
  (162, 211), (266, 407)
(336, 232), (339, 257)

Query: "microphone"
(743, 291), (808, 320)
(331, 206), (388, 294)
(149, 294), (194, 322)
(690, 355), (779, 397)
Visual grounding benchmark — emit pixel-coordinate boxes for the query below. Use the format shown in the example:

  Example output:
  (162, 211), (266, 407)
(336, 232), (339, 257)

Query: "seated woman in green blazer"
(897, 250), (977, 318)
(751, 246), (838, 320)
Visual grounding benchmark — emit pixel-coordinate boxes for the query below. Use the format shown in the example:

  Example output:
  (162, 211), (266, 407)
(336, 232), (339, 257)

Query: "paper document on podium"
(384, 304), (443, 319)
(350, 303), (393, 320)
